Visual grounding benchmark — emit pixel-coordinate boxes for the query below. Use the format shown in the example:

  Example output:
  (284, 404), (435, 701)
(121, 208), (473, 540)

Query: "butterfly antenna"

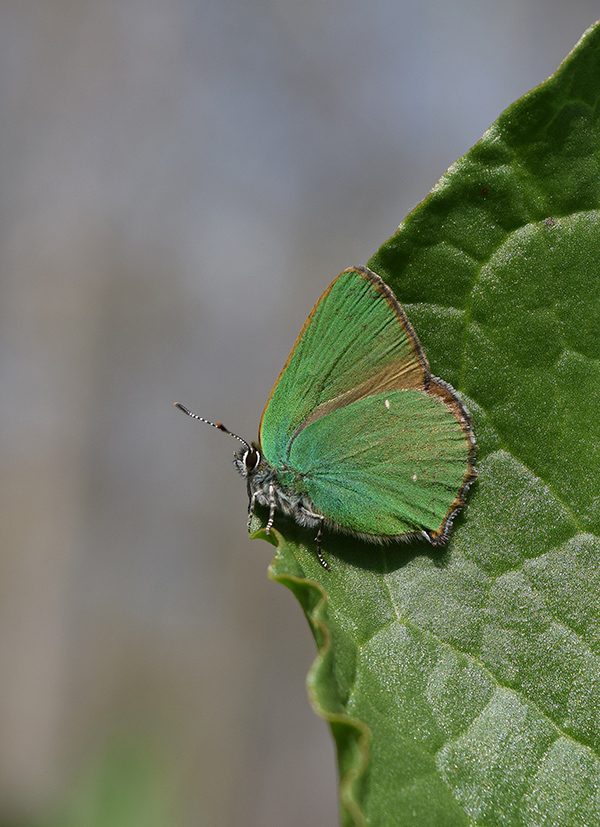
(174, 403), (251, 449)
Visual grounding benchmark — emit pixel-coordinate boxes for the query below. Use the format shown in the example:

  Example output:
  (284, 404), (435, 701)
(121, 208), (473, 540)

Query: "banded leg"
(314, 518), (329, 570)
(247, 490), (258, 532)
(300, 507), (329, 570)
(266, 483), (276, 535)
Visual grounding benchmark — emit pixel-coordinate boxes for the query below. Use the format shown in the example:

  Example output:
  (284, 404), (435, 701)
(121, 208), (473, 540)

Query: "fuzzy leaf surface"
(260, 21), (600, 826)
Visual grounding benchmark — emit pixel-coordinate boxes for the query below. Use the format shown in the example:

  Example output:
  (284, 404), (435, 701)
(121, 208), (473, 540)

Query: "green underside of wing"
(260, 269), (422, 464)
(288, 389), (470, 537)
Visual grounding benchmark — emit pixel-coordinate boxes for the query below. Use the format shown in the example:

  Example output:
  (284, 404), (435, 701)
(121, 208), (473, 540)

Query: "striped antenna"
(174, 403), (251, 449)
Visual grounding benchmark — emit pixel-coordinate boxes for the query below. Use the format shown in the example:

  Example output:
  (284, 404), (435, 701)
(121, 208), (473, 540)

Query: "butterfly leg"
(247, 489), (258, 532)
(300, 507), (329, 570)
(314, 518), (330, 570)
(266, 483), (276, 535)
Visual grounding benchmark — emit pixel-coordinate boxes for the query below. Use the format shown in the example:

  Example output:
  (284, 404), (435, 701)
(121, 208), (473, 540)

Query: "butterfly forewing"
(259, 267), (428, 468)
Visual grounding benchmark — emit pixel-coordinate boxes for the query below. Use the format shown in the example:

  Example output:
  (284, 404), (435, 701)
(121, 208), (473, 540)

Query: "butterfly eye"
(244, 449), (260, 473)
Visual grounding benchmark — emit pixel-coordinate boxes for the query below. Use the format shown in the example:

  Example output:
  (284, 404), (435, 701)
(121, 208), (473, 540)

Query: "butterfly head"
(234, 443), (262, 478)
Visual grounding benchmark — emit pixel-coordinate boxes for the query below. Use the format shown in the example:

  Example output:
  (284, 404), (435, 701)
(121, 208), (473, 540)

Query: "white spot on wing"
(384, 398), (390, 409)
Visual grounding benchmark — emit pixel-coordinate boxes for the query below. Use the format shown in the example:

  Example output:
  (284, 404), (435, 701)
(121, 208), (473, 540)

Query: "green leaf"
(261, 20), (600, 826)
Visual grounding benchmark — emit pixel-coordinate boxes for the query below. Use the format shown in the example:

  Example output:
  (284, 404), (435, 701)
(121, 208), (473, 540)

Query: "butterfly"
(176, 265), (476, 570)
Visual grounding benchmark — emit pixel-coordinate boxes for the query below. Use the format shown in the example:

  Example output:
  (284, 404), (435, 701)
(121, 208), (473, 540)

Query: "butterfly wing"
(288, 388), (473, 539)
(259, 265), (474, 541)
(259, 266), (428, 465)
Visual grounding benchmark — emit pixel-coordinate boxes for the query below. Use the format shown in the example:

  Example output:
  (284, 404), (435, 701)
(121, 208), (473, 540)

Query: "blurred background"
(0, 2), (597, 825)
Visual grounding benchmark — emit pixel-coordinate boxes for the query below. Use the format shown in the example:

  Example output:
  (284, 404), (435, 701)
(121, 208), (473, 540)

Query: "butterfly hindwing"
(288, 389), (471, 538)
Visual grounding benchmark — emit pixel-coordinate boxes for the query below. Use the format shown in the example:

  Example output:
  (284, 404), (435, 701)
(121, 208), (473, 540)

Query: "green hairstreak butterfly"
(176, 265), (476, 569)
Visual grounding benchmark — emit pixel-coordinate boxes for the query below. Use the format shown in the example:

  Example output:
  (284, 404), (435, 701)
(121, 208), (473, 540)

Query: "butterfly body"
(234, 443), (323, 529)
(177, 265), (476, 570)
(235, 266), (475, 566)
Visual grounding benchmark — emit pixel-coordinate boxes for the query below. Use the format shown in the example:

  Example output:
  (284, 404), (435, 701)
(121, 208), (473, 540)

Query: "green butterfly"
(177, 266), (476, 569)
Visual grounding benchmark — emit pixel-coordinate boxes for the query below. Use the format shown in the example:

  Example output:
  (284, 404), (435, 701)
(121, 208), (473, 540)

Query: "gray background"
(1, 2), (597, 825)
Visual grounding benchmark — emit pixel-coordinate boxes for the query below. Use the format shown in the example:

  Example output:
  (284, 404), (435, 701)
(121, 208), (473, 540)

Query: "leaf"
(260, 20), (600, 827)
